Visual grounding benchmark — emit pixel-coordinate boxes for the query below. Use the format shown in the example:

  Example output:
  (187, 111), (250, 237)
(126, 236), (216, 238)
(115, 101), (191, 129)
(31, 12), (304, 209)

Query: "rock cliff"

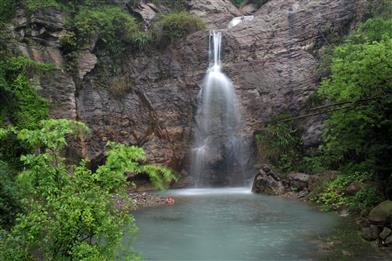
(8, 0), (367, 184)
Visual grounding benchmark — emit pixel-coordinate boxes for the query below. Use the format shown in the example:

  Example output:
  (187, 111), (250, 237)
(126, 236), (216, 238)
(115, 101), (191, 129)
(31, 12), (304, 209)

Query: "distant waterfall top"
(209, 31), (222, 69)
(228, 16), (255, 28)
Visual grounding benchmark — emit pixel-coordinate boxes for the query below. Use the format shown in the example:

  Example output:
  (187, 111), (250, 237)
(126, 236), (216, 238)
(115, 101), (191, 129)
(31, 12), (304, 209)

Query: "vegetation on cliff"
(256, 7), (392, 212)
(0, 1), (185, 259)
(0, 120), (175, 260)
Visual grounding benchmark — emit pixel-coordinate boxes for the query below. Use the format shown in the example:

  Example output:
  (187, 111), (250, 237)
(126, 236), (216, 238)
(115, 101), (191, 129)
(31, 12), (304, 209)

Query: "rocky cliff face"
(9, 0), (367, 185)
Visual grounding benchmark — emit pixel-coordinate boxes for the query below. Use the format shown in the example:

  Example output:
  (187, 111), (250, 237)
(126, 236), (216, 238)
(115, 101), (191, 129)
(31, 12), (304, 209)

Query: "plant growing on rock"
(25, 0), (60, 13)
(311, 171), (381, 212)
(317, 17), (392, 186)
(73, 6), (149, 55)
(256, 120), (303, 173)
(152, 11), (205, 44)
(0, 119), (175, 260)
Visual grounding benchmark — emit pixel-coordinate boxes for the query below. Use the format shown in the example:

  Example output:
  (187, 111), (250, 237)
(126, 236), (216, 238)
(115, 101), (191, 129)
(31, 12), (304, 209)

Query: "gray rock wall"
(8, 0), (367, 181)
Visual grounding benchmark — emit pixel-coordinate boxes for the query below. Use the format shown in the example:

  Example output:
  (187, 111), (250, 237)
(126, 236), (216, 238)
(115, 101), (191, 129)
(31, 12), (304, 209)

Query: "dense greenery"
(311, 171), (381, 212)
(230, 0), (268, 8)
(318, 17), (392, 188)
(25, 0), (60, 13)
(258, 15), (392, 211)
(0, 56), (52, 129)
(256, 120), (303, 173)
(0, 0), (16, 23)
(0, 120), (175, 260)
(152, 11), (205, 44)
(0, 161), (20, 229)
(73, 6), (149, 55)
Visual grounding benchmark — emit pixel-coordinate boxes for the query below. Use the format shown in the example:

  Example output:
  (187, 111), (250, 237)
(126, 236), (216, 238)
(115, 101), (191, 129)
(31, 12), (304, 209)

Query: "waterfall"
(191, 31), (249, 187)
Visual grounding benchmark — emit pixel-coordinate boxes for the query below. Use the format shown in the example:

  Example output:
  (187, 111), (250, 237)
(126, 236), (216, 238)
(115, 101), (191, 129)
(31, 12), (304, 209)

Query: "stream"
(133, 188), (342, 260)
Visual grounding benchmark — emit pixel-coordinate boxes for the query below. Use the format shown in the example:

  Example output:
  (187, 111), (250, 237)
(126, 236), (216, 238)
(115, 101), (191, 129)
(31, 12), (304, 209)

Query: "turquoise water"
(133, 188), (340, 261)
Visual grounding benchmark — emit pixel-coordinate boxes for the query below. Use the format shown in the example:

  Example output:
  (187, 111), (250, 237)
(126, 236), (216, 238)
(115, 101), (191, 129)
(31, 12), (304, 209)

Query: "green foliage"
(311, 172), (381, 212)
(317, 18), (392, 176)
(230, 0), (268, 8)
(0, 56), (51, 129)
(368, 0), (392, 19)
(152, 11), (205, 44)
(0, 0), (16, 23)
(0, 119), (176, 260)
(25, 0), (60, 13)
(300, 156), (327, 174)
(256, 120), (303, 173)
(74, 6), (149, 55)
(0, 161), (21, 230)
(231, 0), (245, 7)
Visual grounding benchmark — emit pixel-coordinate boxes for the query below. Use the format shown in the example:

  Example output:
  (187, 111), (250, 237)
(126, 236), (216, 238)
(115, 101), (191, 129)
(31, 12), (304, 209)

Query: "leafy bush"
(300, 156), (326, 174)
(74, 6), (148, 54)
(152, 11), (205, 44)
(25, 0), (60, 13)
(0, 0), (16, 22)
(0, 56), (51, 129)
(317, 18), (392, 178)
(0, 119), (176, 260)
(256, 120), (303, 173)
(0, 161), (21, 230)
(368, 0), (392, 19)
(311, 172), (380, 212)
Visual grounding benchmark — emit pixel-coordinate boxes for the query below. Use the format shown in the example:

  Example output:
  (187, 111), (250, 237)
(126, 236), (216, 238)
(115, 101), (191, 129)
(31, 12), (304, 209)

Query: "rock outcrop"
(8, 0), (368, 183)
(361, 201), (392, 246)
(251, 165), (285, 195)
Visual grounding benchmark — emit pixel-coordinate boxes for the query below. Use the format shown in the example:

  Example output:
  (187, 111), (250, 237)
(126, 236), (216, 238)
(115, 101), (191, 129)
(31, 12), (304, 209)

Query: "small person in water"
(165, 197), (175, 205)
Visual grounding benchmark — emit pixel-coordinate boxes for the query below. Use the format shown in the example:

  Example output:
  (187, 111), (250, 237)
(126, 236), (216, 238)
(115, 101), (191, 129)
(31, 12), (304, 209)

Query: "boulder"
(307, 174), (321, 191)
(77, 50), (98, 80)
(361, 225), (380, 241)
(345, 181), (363, 196)
(379, 227), (392, 240)
(384, 234), (392, 246)
(130, 2), (158, 28)
(288, 172), (310, 190)
(369, 201), (392, 225)
(189, 0), (240, 28)
(252, 168), (285, 195)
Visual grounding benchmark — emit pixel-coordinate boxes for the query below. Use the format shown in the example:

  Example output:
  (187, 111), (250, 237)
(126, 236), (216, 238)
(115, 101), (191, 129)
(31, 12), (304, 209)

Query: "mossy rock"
(368, 200), (392, 225)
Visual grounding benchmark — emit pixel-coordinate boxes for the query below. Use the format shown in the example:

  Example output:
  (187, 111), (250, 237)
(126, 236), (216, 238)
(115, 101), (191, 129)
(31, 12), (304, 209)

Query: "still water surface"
(133, 188), (340, 260)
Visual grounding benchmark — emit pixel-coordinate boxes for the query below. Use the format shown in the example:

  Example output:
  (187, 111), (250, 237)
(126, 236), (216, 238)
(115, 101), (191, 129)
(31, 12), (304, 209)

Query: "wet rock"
(240, 4), (258, 15)
(130, 2), (158, 28)
(252, 167), (285, 195)
(345, 181), (363, 196)
(369, 201), (392, 225)
(308, 174), (321, 191)
(361, 225), (380, 241)
(189, 0), (240, 28)
(288, 172), (310, 190)
(77, 50), (97, 79)
(379, 227), (392, 240)
(384, 234), (392, 246)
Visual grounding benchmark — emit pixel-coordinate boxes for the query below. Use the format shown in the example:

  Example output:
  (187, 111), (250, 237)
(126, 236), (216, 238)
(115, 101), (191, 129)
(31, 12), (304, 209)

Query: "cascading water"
(191, 31), (250, 187)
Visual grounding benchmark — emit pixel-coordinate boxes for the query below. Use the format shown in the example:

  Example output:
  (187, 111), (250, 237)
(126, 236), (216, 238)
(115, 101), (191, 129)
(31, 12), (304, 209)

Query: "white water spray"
(191, 31), (249, 187)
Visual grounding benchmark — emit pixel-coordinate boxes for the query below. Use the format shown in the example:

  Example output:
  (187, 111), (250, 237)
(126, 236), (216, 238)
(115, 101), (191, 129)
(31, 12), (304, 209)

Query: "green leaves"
(256, 120), (303, 173)
(317, 18), (392, 175)
(73, 6), (147, 54)
(311, 172), (382, 212)
(152, 11), (206, 44)
(17, 119), (89, 150)
(0, 119), (175, 260)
